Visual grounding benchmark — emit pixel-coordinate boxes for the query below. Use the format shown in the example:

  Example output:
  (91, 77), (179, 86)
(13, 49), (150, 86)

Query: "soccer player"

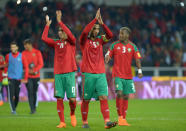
(79, 8), (117, 129)
(105, 27), (143, 126)
(0, 53), (5, 106)
(5, 41), (28, 114)
(22, 39), (44, 114)
(42, 10), (77, 128)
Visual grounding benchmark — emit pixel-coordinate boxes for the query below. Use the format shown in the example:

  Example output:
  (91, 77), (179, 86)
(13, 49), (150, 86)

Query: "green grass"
(0, 99), (186, 131)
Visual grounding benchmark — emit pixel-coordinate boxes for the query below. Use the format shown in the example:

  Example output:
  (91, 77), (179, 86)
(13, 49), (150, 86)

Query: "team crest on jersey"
(128, 48), (131, 52)
(116, 84), (119, 88)
(96, 42), (99, 46)
(32, 53), (36, 56)
(117, 47), (121, 50)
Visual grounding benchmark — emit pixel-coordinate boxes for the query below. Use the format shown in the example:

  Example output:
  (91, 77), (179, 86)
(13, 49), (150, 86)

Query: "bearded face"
(58, 28), (68, 40)
(90, 24), (100, 38)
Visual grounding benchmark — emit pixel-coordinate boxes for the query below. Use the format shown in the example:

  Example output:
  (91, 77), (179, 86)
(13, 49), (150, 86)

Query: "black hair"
(120, 27), (131, 35)
(23, 39), (32, 45)
(10, 41), (18, 47)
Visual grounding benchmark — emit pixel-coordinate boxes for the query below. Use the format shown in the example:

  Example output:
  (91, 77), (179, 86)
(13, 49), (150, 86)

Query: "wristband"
(2, 73), (8, 77)
(105, 51), (110, 57)
(138, 69), (142, 74)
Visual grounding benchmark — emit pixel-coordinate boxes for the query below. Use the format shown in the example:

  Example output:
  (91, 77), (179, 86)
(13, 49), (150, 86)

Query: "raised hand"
(56, 10), (62, 23)
(46, 15), (52, 26)
(98, 12), (104, 25)
(138, 73), (143, 78)
(21, 79), (28, 84)
(95, 8), (100, 20)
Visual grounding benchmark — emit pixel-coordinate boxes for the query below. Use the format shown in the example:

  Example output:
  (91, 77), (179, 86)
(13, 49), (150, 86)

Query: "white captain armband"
(105, 51), (110, 57)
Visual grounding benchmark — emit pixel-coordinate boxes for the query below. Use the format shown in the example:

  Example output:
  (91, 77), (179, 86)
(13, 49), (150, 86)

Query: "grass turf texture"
(0, 99), (186, 131)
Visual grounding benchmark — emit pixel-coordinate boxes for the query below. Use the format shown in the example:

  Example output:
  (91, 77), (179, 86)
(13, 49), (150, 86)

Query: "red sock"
(57, 99), (65, 122)
(100, 99), (110, 122)
(122, 99), (128, 119)
(116, 97), (123, 117)
(69, 100), (76, 116)
(81, 100), (89, 122)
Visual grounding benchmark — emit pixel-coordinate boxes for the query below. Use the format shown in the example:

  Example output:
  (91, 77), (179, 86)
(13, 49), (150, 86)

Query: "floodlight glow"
(28, 0), (32, 3)
(43, 6), (48, 12)
(180, 2), (184, 7)
(17, 0), (21, 5)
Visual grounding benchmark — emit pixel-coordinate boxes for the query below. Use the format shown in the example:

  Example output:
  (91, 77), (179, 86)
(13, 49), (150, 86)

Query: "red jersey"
(107, 40), (141, 79)
(80, 18), (113, 73)
(22, 48), (43, 78)
(5, 52), (29, 80)
(0, 55), (5, 82)
(42, 21), (77, 74)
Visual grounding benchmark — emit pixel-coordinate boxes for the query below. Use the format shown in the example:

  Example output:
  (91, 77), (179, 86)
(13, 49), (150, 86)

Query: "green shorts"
(82, 73), (108, 100)
(54, 72), (76, 99)
(114, 77), (135, 95)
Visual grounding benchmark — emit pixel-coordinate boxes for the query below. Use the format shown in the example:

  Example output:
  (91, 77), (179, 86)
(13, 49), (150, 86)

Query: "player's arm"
(0, 55), (7, 69)
(79, 9), (100, 45)
(0, 63), (8, 69)
(136, 59), (143, 78)
(56, 10), (76, 45)
(3, 54), (9, 73)
(41, 15), (55, 47)
(105, 44), (114, 63)
(32, 51), (44, 74)
(97, 11), (113, 44)
(133, 46), (143, 78)
(21, 54), (28, 83)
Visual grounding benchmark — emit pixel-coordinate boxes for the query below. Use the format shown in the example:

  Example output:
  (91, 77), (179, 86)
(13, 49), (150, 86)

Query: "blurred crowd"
(0, 0), (186, 67)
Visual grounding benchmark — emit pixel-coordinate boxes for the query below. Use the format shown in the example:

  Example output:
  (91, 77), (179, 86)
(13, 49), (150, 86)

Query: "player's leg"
(0, 82), (3, 106)
(69, 98), (76, 116)
(114, 77), (125, 125)
(14, 80), (21, 109)
(121, 79), (136, 126)
(116, 90), (124, 124)
(26, 78), (35, 114)
(81, 73), (95, 128)
(8, 79), (16, 114)
(96, 74), (117, 129)
(81, 99), (90, 128)
(69, 98), (77, 127)
(32, 78), (40, 113)
(66, 72), (77, 127)
(56, 98), (66, 128)
(122, 94), (129, 119)
(55, 74), (66, 128)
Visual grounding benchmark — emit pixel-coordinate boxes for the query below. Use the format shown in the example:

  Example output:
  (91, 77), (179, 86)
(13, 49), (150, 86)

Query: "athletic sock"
(57, 99), (65, 122)
(122, 99), (128, 119)
(81, 100), (89, 122)
(116, 97), (123, 117)
(69, 100), (76, 116)
(100, 99), (110, 122)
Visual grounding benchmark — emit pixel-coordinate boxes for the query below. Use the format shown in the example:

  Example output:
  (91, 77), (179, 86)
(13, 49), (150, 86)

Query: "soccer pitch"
(0, 99), (186, 131)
